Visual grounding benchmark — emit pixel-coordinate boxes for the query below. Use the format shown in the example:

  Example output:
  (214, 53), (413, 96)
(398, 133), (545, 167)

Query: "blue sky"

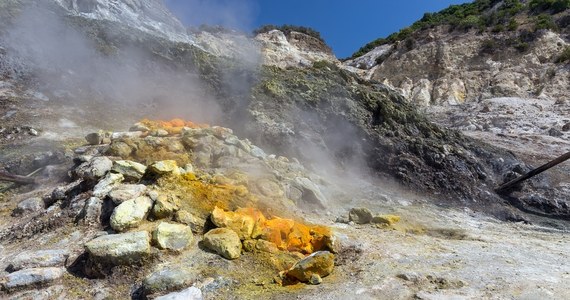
(164, 0), (471, 58)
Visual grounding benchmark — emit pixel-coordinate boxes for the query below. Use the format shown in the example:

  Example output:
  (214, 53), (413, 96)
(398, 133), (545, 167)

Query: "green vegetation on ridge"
(350, 0), (569, 59)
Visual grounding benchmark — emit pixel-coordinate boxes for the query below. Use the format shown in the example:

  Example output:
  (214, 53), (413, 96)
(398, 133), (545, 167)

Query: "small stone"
(371, 215), (401, 225)
(308, 274), (322, 285)
(242, 239), (256, 252)
(111, 131), (143, 140)
(78, 197), (102, 225)
(153, 194), (180, 219)
(148, 160), (180, 176)
(562, 123), (570, 132)
(335, 215), (350, 224)
(143, 268), (195, 295)
(110, 196), (153, 232)
(85, 231), (151, 266)
(548, 128), (563, 137)
(255, 240), (279, 253)
(12, 197), (44, 216)
(202, 228), (242, 260)
(1, 267), (64, 292)
(152, 222), (193, 251)
(151, 129), (169, 137)
(29, 128), (38, 136)
(286, 251), (334, 283)
(8, 250), (69, 272)
(111, 160), (147, 181)
(92, 173), (124, 198)
(85, 132), (104, 145)
(75, 156), (113, 181)
(349, 207), (373, 224)
(175, 210), (203, 232)
(107, 141), (133, 158)
(108, 184), (147, 205)
(155, 286), (203, 300)
(130, 123), (150, 132)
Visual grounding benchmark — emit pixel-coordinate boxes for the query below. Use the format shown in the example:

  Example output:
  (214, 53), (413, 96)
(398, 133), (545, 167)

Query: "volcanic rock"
(286, 251), (334, 283)
(92, 173), (124, 198)
(143, 267), (195, 295)
(210, 206), (256, 240)
(371, 215), (401, 225)
(12, 197), (44, 216)
(85, 132), (104, 145)
(175, 210), (203, 232)
(78, 197), (103, 225)
(155, 286), (203, 300)
(110, 196), (153, 232)
(152, 222), (193, 251)
(75, 156), (113, 181)
(1, 268), (65, 292)
(7, 250), (69, 272)
(349, 208), (373, 224)
(111, 160), (147, 181)
(152, 194), (180, 219)
(85, 231), (151, 266)
(148, 160), (180, 176)
(202, 228), (242, 260)
(108, 184), (147, 204)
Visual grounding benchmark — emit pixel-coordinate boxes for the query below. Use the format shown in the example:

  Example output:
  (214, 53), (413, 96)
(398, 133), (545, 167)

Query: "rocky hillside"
(0, 0), (569, 299)
(345, 0), (569, 106)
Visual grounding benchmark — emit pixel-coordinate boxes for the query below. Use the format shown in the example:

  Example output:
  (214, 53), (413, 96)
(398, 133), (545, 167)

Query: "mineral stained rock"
(286, 251), (335, 283)
(202, 228), (242, 260)
(152, 222), (193, 251)
(85, 231), (151, 266)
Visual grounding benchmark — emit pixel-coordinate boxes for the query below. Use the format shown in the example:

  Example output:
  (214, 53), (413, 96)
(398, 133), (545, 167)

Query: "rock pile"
(1, 119), (337, 297)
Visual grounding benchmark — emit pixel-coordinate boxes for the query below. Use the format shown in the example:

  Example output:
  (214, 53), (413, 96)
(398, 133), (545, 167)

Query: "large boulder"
(110, 196), (153, 232)
(202, 228), (242, 260)
(7, 250), (69, 272)
(152, 222), (193, 251)
(1, 267), (65, 292)
(286, 251), (334, 284)
(85, 231), (151, 266)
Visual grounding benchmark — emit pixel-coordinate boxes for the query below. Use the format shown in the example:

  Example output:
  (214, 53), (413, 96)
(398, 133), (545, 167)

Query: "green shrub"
(534, 14), (559, 31)
(480, 39), (499, 54)
(529, 0), (570, 13)
(507, 18), (519, 31)
(513, 41), (530, 52)
(555, 46), (570, 63)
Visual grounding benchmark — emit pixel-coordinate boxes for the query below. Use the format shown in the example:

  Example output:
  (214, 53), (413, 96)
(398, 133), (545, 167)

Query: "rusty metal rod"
(496, 150), (570, 193)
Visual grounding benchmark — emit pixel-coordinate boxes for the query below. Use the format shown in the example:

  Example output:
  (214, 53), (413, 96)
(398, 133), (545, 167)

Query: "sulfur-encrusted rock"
(152, 194), (180, 219)
(148, 160), (180, 176)
(111, 160), (147, 181)
(92, 173), (124, 198)
(1, 267), (65, 291)
(108, 184), (147, 205)
(202, 228), (242, 260)
(155, 286), (203, 300)
(8, 250), (69, 272)
(371, 214), (401, 225)
(210, 206), (256, 240)
(143, 267), (195, 295)
(349, 207), (373, 224)
(75, 156), (113, 181)
(110, 196), (153, 232)
(85, 231), (151, 266)
(152, 222), (193, 251)
(286, 251), (334, 283)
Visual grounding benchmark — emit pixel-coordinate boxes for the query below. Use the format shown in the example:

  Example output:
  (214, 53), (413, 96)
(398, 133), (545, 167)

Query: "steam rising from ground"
(2, 2), (227, 123)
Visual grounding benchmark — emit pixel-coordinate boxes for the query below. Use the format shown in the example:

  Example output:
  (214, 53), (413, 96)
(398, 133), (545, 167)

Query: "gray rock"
(175, 210), (203, 232)
(50, 179), (84, 204)
(1, 267), (64, 292)
(548, 127), (563, 137)
(111, 160), (147, 181)
(202, 228), (242, 260)
(250, 146), (267, 159)
(143, 267), (195, 295)
(8, 250), (69, 272)
(294, 177), (327, 207)
(13, 197), (44, 216)
(130, 122), (150, 132)
(349, 207), (373, 224)
(85, 231), (151, 266)
(107, 141), (133, 158)
(110, 131), (143, 140)
(110, 196), (153, 232)
(78, 197), (103, 225)
(75, 156), (113, 181)
(155, 286), (203, 300)
(108, 184), (147, 205)
(152, 222), (193, 251)
(562, 123), (570, 132)
(92, 173), (124, 198)
(85, 132), (104, 145)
